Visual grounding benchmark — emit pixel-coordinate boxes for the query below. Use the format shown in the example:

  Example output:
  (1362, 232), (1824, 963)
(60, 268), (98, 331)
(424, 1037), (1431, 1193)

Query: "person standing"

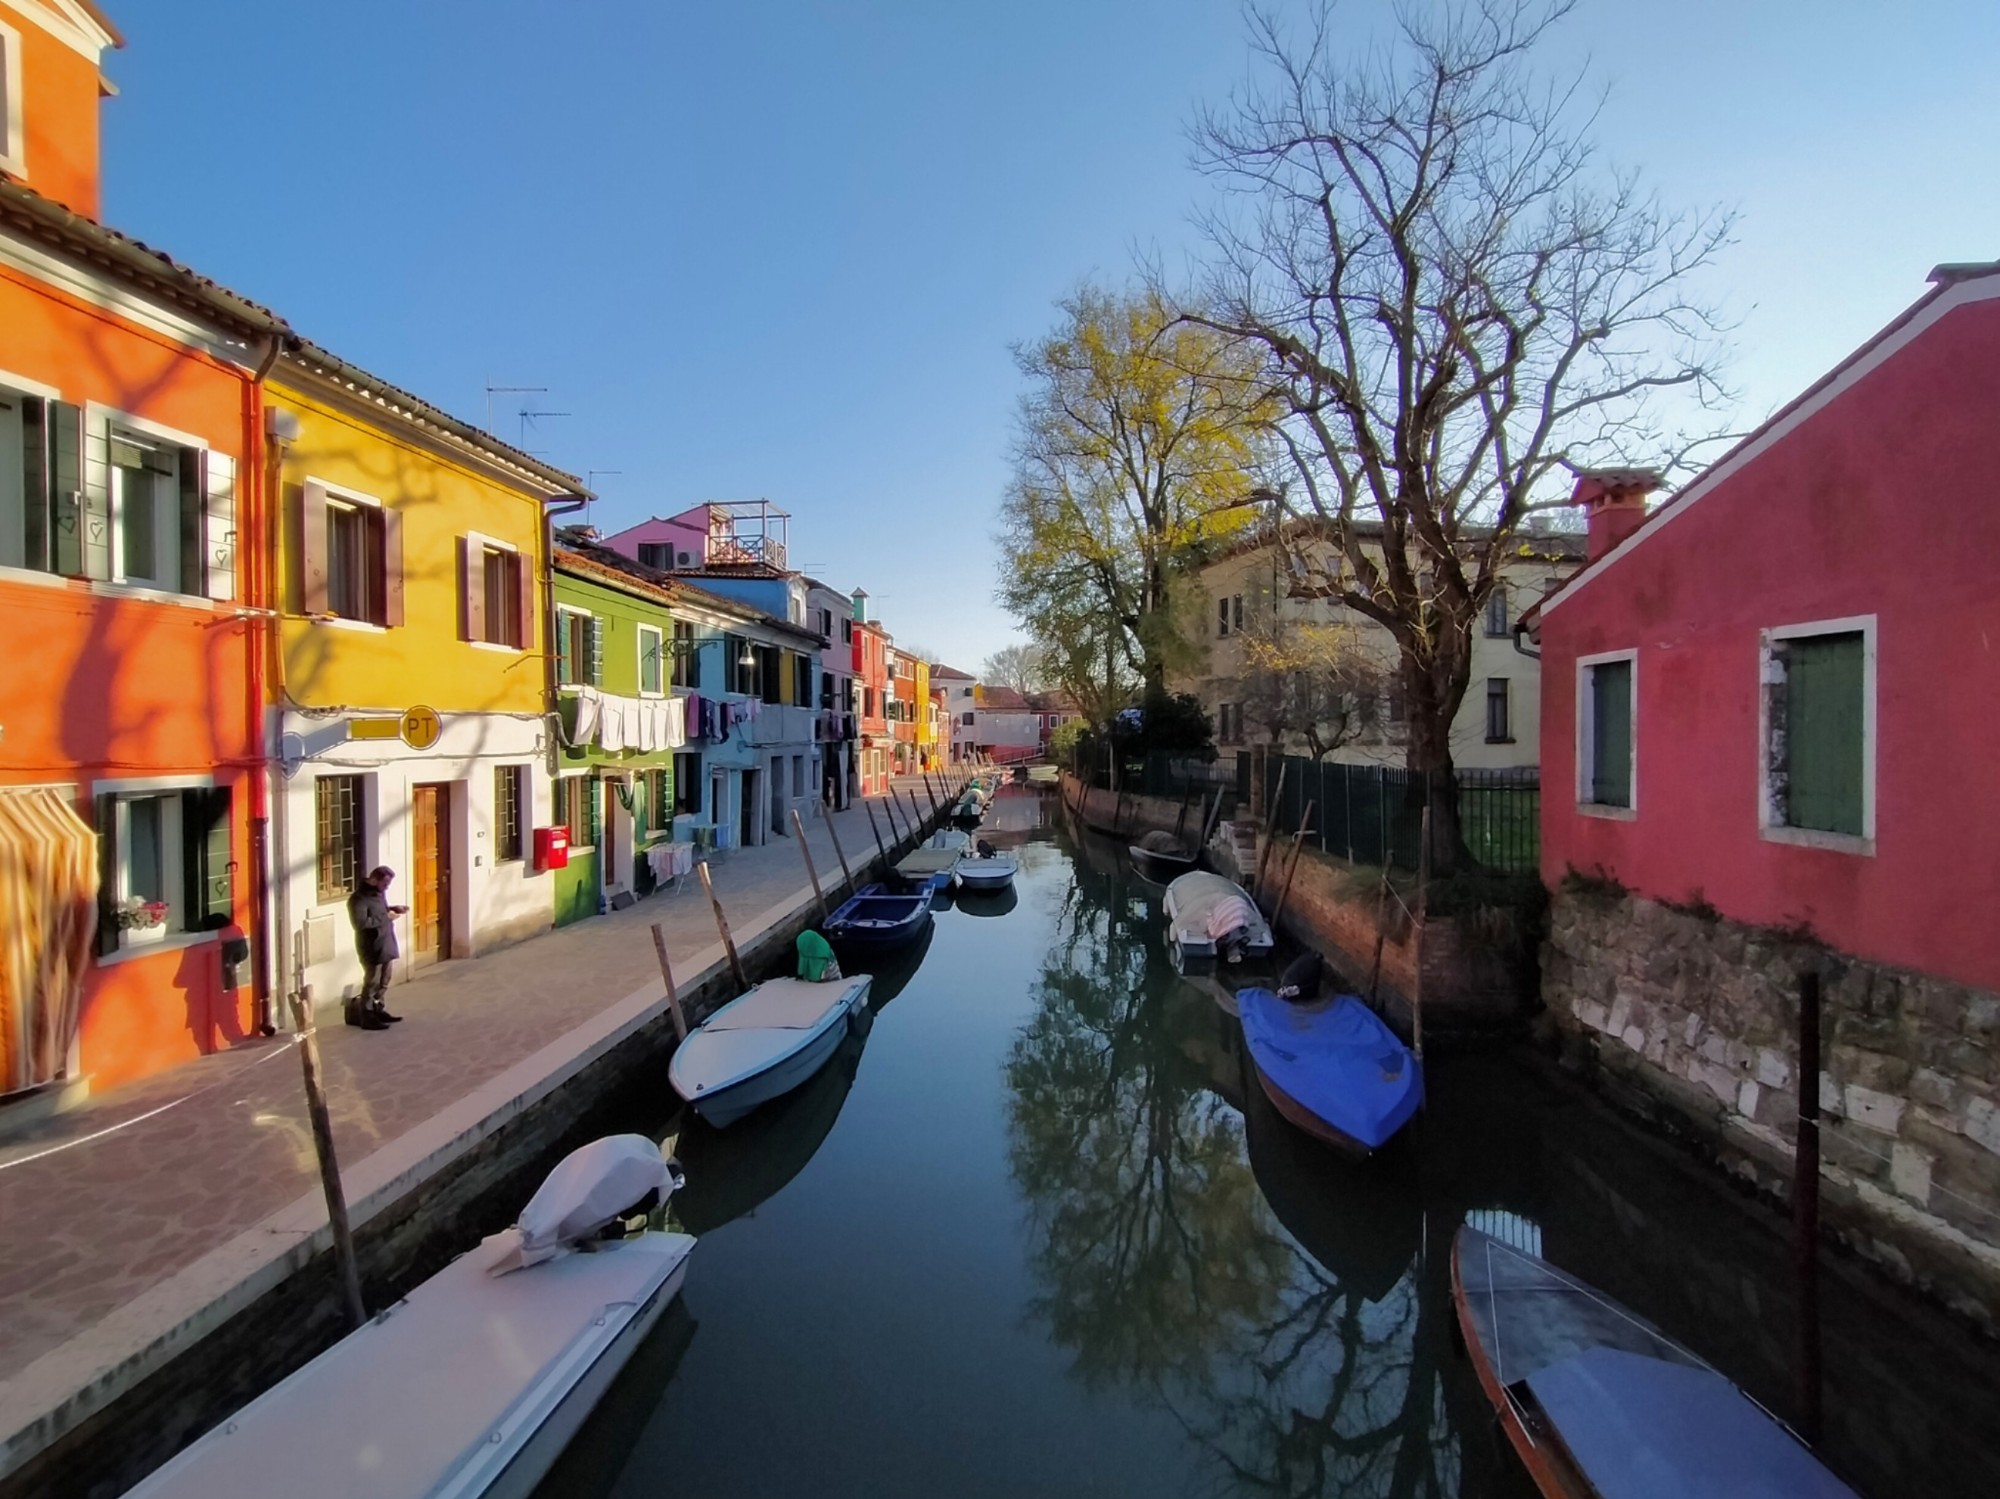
(346, 866), (407, 1029)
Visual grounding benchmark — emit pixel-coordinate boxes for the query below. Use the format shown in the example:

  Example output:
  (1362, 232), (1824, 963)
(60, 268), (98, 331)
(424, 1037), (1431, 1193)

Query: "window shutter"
(51, 400), (84, 577)
(460, 536), (483, 642)
(1785, 633), (1864, 835)
(178, 447), (203, 598)
(21, 396), (49, 571)
(300, 480), (329, 614)
(514, 549), (535, 651)
(1590, 661), (1633, 807)
(181, 786), (233, 930)
(377, 503), (402, 627)
(586, 615), (604, 685)
(80, 410), (110, 581)
(94, 793), (119, 957)
(203, 451), (236, 601)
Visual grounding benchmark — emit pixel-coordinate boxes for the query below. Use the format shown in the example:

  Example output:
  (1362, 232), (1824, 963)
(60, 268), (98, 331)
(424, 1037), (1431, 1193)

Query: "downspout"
(246, 332), (283, 1036)
(542, 495), (591, 772)
(1512, 620), (1541, 661)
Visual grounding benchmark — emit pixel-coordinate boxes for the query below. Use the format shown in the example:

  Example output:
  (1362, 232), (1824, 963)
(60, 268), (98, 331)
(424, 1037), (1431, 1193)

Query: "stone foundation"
(1544, 885), (2000, 1326)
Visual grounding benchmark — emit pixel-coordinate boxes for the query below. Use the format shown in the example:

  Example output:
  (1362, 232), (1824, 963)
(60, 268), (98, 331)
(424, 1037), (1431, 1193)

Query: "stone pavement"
(0, 777), (968, 1479)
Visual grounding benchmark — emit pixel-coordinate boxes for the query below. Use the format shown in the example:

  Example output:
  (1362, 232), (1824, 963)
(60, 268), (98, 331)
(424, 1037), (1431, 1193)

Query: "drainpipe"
(542, 494), (591, 773)
(1512, 620), (1541, 661)
(246, 333), (284, 1036)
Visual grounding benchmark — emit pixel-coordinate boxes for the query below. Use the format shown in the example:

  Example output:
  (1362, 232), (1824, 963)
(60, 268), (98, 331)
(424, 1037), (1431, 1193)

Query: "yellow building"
(264, 343), (584, 1013)
(911, 658), (934, 768)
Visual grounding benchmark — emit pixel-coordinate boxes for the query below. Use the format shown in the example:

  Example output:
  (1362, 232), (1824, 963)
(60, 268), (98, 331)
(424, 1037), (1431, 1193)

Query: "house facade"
(1533, 264), (2000, 1273)
(1184, 528), (1581, 770)
(265, 347), (573, 1007)
(0, 2), (284, 1097)
(852, 597), (890, 796)
(970, 686), (1043, 762)
(932, 664), (976, 764)
(805, 578), (856, 807)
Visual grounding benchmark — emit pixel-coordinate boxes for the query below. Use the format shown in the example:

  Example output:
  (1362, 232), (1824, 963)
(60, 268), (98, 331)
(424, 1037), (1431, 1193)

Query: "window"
(1217, 596), (1230, 637)
(555, 607), (602, 687)
(758, 644), (783, 705)
(674, 752), (704, 816)
(1218, 703), (1242, 744)
(1485, 588), (1510, 638)
(1762, 623), (1871, 844)
(821, 671), (835, 710)
(465, 538), (527, 647)
(0, 21), (21, 180)
(725, 633), (751, 695)
(108, 432), (185, 592)
(316, 775), (363, 902)
(638, 625), (665, 695)
(555, 776), (596, 850)
(961, 711), (975, 727)
(842, 618), (853, 643)
(1578, 654), (1635, 811)
(308, 481), (396, 627)
(494, 765), (524, 862)
(1485, 678), (1512, 743)
(671, 620), (698, 688)
(792, 755), (806, 797)
(794, 652), (814, 708)
(0, 386), (71, 574)
(637, 542), (673, 570)
(93, 785), (233, 956)
(645, 767), (674, 832)
(844, 679), (856, 714)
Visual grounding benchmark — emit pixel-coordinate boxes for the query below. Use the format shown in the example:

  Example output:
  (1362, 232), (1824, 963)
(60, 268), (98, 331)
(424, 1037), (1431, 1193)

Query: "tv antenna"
(484, 382), (544, 434)
(518, 404), (570, 452)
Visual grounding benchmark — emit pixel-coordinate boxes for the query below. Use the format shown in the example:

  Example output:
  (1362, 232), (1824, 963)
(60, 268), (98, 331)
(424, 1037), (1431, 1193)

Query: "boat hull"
(685, 1008), (856, 1128)
(826, 885), (934, 950)
(1250, 1056), (1370, 1158)
(1128, 845), (1198, 884)
(954, 858), (1017, 891)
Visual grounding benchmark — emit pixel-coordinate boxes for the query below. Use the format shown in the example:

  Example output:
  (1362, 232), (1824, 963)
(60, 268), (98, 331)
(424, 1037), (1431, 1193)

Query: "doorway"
(740, 768), (760, 848)
(410, 782), (454, 968)
(602, 773), (631, 896)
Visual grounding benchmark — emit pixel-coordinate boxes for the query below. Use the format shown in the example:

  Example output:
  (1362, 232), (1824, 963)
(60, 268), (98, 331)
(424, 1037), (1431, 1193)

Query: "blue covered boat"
(1236, 988), (1422, 1154)
(824, 882), (934, 951)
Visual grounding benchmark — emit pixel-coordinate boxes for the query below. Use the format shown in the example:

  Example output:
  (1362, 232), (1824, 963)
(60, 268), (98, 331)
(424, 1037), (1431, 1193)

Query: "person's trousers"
(359, 958), (394, 1010)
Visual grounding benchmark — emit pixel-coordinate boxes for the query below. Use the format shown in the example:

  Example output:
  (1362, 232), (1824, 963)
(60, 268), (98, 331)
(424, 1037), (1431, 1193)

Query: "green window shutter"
(1590, 660), (1632, 807)
(555, 610), (574, 684)
(181, 786), (234, 930)
(22, 396), (50, 572)
(586, 616), (605, 686)
(94, 793), (119, 956)
(1784, 632), (1865, 835)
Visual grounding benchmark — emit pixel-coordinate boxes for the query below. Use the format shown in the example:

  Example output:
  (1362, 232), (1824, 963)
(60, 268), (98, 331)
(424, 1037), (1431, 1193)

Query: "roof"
(0, 178), (289, 340)
(929, 664), (975, 680)
(800, 576), (850, 599)
(977, 686), (1032, 711)
(1027, 691), (1079, 713)
(554, 534), (823, 646)
(1538, 263), (2000, 625)
(79, 1), (124, 46)
(1199, 513), (1586, 572)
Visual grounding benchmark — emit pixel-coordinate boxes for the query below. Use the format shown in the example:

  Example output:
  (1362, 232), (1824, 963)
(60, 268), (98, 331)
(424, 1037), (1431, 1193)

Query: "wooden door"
(411, 783), (453, 964)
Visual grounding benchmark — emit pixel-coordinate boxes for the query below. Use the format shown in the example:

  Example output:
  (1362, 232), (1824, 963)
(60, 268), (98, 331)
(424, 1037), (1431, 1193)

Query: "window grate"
(316, 776), (362, 901)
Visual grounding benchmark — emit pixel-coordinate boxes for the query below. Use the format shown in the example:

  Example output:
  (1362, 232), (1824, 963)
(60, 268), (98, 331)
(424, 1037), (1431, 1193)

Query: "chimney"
(1570, 469), (1663, 562)
(851, 587), (870, 624)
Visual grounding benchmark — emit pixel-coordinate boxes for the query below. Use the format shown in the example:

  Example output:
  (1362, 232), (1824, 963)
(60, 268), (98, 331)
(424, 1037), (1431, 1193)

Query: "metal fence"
(1266, 757), (1540, 874)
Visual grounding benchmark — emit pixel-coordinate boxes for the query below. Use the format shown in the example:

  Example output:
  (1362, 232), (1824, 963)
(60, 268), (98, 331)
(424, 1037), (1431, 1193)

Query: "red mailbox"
(533, 826), (570, 872)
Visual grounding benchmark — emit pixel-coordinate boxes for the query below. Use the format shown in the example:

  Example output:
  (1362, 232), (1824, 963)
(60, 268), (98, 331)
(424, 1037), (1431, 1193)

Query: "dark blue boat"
(1236, 988), (1422, 1153)
(824, 883), (934, 951)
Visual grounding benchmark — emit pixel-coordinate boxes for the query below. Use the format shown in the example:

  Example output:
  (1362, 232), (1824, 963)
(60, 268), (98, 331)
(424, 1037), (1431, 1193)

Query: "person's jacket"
(348, 885), (400, 963)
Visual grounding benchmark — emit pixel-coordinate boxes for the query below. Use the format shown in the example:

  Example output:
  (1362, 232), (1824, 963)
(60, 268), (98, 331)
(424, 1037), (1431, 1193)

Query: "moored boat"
(954, 852), (1017, 891)
(825, 882), (934, 951)
(1162, 870), (1273, 962)
(1237, 986), (1422, 1154)
(894, 828), (969, 894)
(122, 1137), (694, 1499)
(1451, 1225), (1860, 1499)
(668, 974), (873, 1127)
(1128, 828), (1199, 884)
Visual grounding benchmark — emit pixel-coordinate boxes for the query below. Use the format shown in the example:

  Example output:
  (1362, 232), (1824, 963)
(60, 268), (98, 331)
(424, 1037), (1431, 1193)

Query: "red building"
(1537, 264), (2000, 994)
(851, 592), (890, 797)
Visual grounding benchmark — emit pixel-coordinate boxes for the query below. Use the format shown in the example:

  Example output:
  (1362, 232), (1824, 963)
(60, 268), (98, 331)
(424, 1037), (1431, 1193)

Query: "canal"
(536, 786), (2000, 1499)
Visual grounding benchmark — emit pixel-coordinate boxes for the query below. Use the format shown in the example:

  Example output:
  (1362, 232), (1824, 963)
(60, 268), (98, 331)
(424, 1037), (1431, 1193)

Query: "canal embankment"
(0, 779), (972, 1499)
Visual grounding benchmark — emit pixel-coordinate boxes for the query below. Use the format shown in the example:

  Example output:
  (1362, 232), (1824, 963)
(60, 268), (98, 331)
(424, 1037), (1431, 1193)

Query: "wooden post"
(864, 799), (889, 871)
(1172, 786), (1193, 841)
(1366, 868), (1390, 1003)
(922, 772), (942, 819)
(1793, 968), (1824, 1447)
(825, 808), (855, 891)
(904, 787), (926, 839)
(883, 788), (908, 846)
(1254, 760), (1289, 900)
(1198, 789), (1224, 858)
(1271, 800), (1315, 932)
(696, 860), (747, 990)
(287, 994), (366, 1330)
(651, 922), (688, 1040)
(790, 809), (829, 923)
(1411, 804), (1431, 1063)
(1113, 790), (1127, 839)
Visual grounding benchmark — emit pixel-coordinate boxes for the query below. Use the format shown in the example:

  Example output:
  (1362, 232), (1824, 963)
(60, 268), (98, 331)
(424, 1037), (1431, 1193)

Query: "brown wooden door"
(411, 783), (452, 964)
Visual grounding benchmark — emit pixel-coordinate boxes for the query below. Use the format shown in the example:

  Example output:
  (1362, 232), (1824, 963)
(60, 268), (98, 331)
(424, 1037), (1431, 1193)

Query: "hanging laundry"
(569, 687), (603, 748)
(663, 696), (687, 749)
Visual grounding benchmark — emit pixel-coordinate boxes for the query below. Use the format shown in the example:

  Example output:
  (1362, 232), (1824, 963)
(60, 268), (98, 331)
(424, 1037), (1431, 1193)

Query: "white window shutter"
(204, 451), (236, 601)
(81, 410), (110, 581)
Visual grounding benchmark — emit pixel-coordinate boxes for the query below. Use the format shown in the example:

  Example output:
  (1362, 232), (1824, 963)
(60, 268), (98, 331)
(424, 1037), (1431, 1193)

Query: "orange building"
(1, 2), (289, 1104)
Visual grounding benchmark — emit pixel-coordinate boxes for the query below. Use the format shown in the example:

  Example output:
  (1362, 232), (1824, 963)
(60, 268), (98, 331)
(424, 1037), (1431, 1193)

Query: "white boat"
(668, 975), (872, 1127)
(122, 1136), (694, 1499)
(895, 828), (969, 891)
(954, 854), (1018, 891)
(1163, 870), (1274, 962)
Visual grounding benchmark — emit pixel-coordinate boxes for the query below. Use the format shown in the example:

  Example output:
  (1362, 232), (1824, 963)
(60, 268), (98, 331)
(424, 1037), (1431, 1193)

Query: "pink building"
(604, 500), (789, 573)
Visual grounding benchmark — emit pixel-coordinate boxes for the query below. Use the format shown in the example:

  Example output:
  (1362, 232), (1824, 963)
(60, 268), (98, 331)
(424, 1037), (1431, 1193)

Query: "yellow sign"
(348, 718), (400, 741)
(400, 705), (443, 750)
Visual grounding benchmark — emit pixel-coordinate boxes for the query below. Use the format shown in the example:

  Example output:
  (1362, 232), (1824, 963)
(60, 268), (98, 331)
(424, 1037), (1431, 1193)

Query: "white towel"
(570, 687), (602, 747)
(664, 696), (687, 749)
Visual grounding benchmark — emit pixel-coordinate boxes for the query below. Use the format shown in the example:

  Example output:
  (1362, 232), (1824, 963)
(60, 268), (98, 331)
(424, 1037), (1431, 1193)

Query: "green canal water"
(536, 788), (2000, 1499)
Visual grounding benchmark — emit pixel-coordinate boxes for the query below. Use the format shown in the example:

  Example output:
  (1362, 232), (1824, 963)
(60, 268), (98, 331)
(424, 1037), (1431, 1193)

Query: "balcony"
(745, 703), (814, 747)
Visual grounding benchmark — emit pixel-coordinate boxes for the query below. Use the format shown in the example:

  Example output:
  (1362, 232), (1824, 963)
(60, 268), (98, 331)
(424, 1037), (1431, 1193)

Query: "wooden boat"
(950, 789), (986, 825)
(668, 975), (873, 1127)
(824, 882), (934, 951)
(1163, 870), (1273, 962)
(1452, 1225), (1859, 1499)
(1128, 829), (1199, 884)
(894, 829), (968, 894)
(125, 1137), (694, 1499)
(1237, 987), (1422, 1154)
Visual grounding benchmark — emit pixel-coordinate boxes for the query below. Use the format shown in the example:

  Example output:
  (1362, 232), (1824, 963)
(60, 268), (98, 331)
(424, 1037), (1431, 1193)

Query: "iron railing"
(1265, 757), (1540, 873)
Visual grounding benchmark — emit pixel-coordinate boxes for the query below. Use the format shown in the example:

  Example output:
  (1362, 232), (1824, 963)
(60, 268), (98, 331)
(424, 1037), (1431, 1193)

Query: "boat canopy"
(480, 1135), (678, 1276)
(797, 930), (840, 981)
(1171, 872), (1260, 942)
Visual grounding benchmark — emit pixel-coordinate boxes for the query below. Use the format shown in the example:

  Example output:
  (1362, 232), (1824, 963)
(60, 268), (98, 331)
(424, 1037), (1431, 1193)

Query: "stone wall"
(1544, 885), (2000, 1325)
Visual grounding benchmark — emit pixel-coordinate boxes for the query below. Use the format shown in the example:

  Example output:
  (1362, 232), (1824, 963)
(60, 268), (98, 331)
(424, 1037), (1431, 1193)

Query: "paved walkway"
(0, 777), (968, 1476)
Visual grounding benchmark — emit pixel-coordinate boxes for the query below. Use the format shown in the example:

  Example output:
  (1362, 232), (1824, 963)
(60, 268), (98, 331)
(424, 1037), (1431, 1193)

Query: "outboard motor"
(976, 839), (996, 858)
(1275, 951), (1324, 1003)
(481, 1135), (682, 1274)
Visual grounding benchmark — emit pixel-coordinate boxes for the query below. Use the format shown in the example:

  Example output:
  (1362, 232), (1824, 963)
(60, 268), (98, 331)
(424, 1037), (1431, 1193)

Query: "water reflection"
(1005, 838), (1465, 1498)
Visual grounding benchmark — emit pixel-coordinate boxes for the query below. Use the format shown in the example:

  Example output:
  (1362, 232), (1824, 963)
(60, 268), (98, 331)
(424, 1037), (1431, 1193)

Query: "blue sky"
(101, 1), (2000, 671)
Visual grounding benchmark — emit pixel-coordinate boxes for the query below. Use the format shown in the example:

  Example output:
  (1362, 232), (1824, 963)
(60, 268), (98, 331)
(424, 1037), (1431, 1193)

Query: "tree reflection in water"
(1006, 843), (1461, 1498)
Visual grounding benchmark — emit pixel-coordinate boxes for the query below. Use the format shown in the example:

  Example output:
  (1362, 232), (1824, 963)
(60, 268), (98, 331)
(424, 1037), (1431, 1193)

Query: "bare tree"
(981, 643), (1050, 695)
(1183, 0), (1735, 868)
(1236, 610), (1389, 762)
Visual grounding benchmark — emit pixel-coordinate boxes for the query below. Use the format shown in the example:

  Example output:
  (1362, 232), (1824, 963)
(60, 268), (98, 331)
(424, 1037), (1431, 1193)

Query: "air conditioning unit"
(678, 550), (694, 566)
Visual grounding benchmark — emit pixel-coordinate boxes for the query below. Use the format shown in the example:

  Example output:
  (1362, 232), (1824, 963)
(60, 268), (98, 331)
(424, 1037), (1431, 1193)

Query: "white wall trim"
(1542, 276), (2000, 622)
(92, 773), (214, 795)
(1575, 647), (1639, 814)
(1756, 613), (1877, 853)
(10, 0), (119, 61)
(0, 363), (59, 403)
(0, 20), (26, 180)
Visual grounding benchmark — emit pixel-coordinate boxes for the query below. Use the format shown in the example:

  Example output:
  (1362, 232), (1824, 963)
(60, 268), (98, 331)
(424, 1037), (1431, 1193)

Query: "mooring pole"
(1253, 760), (1289, 900)
(287, 993), (366, 1330)
(790, 810), (829, 923)
(923, 772), (942, 819)
(1366, 867), (1390, 1004)
(1173, 786), (1192, 841)
(904, 787), (927, 839)
(824, 808), (855, 891)
(884, 788), (909, 846)
(864, 799), (889, 870)
(1271, 800), (1315, 933)
(651, 922), (688, 1040)
(1793, 967), (1824, 1447)
(1412, 803), (1431, 1064)
(696, 860), (747, 990)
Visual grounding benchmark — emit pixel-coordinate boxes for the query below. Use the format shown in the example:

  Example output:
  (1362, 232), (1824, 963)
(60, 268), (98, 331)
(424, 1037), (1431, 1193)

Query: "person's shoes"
(375, 1008), (405, 1023)
(358, 1009), (391, 1031)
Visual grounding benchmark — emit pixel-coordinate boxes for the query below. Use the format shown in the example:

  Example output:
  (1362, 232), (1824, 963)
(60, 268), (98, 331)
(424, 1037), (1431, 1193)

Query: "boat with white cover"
(668, 975), (872, 1127)
(1163, 870), (1274, 962)
(895, 828), (970, 893)
(954, 853), (1018, 891)
(122, 1136), (694, 1499)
